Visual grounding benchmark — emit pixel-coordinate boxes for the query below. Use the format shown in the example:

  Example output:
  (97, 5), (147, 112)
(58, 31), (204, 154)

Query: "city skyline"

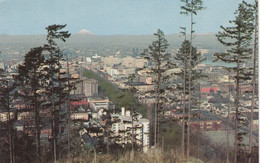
(0, 0), (253, 35)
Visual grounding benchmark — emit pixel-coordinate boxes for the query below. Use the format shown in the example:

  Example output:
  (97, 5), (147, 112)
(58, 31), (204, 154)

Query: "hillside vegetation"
(83, 69), (147, 117)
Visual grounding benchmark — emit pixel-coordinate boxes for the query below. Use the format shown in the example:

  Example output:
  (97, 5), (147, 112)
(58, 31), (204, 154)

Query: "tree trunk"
(154, 103), (157, 147)
(162, 136), (164, 151)
(147, 102), (152, 148)
(67, 57), (71, 159)
(58, 65), (62, 160)
(33, 81), (41, 159)
(187, 2), (194, 159)
(234, 59), (240, 163)
(181, 28), (187, 159)
(36, 106), (40, 158)
(131, 107), (134, 160)
(8, 87), (13, 163)
(58, 116), (62, 160)
(12, 133), (15, 163)
(226, 75), (231, 163)
(249, 3), (257, 162)
(52, 88), (57, 163)
(48, 41), (57, 163)
(155, 65), (161, 147)
(182, 60), (186, 159)
(197, 82), (200, 160)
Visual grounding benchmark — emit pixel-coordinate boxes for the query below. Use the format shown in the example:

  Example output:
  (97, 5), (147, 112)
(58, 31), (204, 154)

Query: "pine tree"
(0, 69), (15, 163)
(214, 1), (254, 162)
(141, 29), (174, 147)
(180, 0), (204, 159)
(14, 47), (47, 159)
(179, 27), (188, 159)
(125, 74), (140, 159)
(174, 38), (205, 158)
(44, 24), (71, 162)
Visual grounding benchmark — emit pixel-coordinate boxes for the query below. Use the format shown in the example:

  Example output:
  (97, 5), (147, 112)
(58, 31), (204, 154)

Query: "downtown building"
(111, 107), (150, 152)
(71, 77), (98, 97)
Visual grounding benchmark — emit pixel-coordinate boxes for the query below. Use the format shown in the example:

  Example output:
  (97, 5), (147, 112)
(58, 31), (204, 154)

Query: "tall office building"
(71, 78), (98, 97)
(83, 79), (98, 97)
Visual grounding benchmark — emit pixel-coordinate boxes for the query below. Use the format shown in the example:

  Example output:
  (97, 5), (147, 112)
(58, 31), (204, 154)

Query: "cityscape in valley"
(0, 0), (258, 163)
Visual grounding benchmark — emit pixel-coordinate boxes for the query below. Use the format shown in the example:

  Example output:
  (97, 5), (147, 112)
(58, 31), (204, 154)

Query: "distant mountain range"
(0, 32), (225, 59)
(0, 33), (223, 48)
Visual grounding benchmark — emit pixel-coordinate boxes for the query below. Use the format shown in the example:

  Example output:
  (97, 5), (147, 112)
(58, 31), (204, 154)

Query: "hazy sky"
(0, 0), (253, 35)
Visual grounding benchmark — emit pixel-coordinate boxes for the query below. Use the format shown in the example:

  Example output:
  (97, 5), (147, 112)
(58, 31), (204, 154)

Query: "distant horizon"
(0, 31), (217, 36)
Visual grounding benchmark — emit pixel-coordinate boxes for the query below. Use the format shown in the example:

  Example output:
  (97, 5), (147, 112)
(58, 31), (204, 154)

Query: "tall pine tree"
(214, 1), (254, 162)
(141, 29), (174, 147)
(174, 39), (205, 158)
(14, 47), (47, 159)
(249, 1), (258, 163)
(180, 0), (204, 159)
(0, 69), (15, 163)
(44, 24), (71, 162)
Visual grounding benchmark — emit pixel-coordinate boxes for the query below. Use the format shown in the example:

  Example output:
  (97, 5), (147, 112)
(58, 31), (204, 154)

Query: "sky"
(0, 0), (254, 35)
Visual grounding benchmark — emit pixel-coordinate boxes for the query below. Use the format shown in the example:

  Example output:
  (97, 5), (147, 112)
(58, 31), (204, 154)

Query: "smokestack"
(121, 107), (125, 116)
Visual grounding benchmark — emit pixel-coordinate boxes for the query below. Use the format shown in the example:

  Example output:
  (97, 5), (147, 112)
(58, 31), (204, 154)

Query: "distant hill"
(0, 33), (225, 59)
(68, 33), (223, 50)
(0, 33), (223, 48)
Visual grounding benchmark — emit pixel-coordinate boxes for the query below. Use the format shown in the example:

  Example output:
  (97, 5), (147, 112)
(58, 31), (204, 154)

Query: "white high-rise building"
(111, 108), (150, 152)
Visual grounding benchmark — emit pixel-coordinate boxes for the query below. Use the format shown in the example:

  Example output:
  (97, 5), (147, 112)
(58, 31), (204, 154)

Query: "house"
(41, 126), (52, 138)
(240, 84), (253, 93)
(71, 112), (89, 121)
(92, 102), (109, 111)
(13, 120), (24, 131)
(17, 111), (32, 120)
(0, 110), (15, 122)
(200, 87), (218, 94)
(190, 111), (222, 132)
(12, 99), (26, 110)
(172, 110), (222, 132)
(70, 94), (89, 110)
(88, 97), (109, 109)
(126, 82), (155, 93)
